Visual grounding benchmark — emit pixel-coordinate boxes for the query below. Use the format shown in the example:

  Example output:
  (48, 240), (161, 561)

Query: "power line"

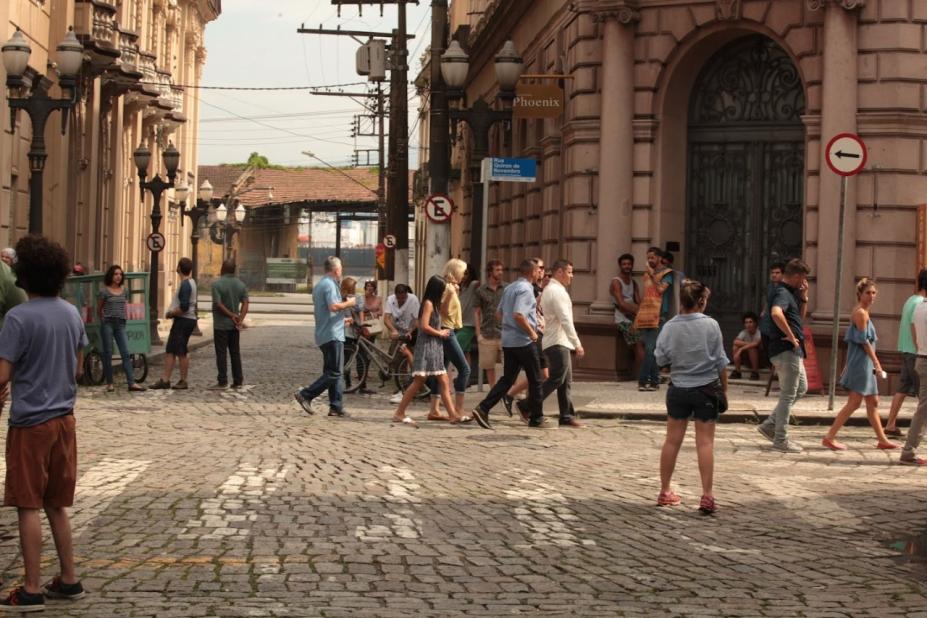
(142, 81), (367, 91)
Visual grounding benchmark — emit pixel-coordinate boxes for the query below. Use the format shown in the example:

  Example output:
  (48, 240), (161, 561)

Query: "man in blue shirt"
(295, 256), (356, 417)
(757, 258), (811, 453)
(472, 259), (544, 429)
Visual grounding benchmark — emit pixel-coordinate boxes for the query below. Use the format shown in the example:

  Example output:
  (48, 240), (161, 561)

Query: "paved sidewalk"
(571, 377), (918, 426)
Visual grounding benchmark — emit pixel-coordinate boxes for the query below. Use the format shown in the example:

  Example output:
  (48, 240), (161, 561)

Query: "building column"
(810, 0), (863, 318)
(579, 2), (639, 315)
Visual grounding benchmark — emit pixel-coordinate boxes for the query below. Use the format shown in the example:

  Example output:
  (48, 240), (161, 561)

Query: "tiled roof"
(197, 165), (380, 209)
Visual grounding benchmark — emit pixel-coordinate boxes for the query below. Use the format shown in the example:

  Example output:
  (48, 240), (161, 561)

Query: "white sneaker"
(389, 391), (404, 404)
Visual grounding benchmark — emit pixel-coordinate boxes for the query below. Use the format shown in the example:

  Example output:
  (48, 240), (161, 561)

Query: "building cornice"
(807, 0), (865, 11)
(571, 0), (640, 24)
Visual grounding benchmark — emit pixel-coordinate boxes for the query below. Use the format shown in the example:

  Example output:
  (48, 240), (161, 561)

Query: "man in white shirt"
(902, 298), (927, 465)
(384, 284), (420, 338)
(533, 259), (585, 427)
(384, 284), (420, 403)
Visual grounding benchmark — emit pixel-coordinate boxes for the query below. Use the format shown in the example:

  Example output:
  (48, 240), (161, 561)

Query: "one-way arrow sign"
(825, 133), (867, 176)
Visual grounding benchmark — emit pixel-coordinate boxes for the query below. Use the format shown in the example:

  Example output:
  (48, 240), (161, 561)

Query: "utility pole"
(299, 3), (414, 283)
(425, 0), (450, 279)
(386, 1), (411, 284)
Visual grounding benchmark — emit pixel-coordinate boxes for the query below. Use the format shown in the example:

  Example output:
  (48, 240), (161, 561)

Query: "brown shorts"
(5, 414), (77, 509)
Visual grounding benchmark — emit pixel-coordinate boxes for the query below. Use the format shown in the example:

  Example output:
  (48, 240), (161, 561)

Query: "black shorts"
(165, 317), (197, 356)
(897, 352), (919, 397)
(666, 384), (721, 423)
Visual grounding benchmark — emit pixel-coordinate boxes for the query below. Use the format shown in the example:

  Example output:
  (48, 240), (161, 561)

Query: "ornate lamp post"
(133, 141), (180, 345)
(174, 179), (213, 282)
(214, 201), (247, 261)
(2, 28), (84, 234)
(441, 39), (524, 273)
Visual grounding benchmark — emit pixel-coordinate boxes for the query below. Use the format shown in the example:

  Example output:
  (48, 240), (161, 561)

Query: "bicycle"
(343, 324), (431, 397)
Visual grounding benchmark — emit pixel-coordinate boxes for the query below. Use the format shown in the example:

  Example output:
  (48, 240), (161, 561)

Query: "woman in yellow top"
(427, 259), (471, 420)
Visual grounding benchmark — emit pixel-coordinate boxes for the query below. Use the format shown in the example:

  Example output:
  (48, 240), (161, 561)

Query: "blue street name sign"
(488, 157), (537, 182)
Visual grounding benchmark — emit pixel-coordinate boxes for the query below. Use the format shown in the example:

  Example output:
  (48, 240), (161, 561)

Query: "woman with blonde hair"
(426, 258), (471, 419)
(654, 279), (727, 515)
(822, 278), (899, 450)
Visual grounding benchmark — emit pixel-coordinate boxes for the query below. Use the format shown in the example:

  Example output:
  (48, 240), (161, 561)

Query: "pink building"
(422, 0), (927, 385)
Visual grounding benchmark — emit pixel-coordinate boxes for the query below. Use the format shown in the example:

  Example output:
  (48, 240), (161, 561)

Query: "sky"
(198, 0), (432, 169)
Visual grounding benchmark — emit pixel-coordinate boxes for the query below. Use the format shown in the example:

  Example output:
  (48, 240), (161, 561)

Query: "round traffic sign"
(146, 232), (166, 253)
(383, 234), (397, 249)
(825, 133), (867, 177)
(425, 194), (453, 224)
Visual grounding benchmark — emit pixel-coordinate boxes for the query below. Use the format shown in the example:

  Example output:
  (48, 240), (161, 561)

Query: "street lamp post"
(215, 201), (246, 261)
(133, 142), (180, 346)
(2, 28), (84, 234)
(441, 39), (524, 274)
(174, 179), (214, 282)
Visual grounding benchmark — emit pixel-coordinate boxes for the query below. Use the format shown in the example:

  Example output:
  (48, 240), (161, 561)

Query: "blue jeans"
(639, 325), (662, 386)
(300, 340), (344, 412)
(427, 332), (471, 396)
(761, 349), (807, 443)
(101, 319), (135, 386)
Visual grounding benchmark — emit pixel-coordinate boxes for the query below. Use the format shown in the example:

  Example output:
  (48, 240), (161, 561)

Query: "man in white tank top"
(610, 254), (644, 369)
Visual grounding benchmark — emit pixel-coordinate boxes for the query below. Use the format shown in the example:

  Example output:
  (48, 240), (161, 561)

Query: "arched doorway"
(686, 35), (805, 341)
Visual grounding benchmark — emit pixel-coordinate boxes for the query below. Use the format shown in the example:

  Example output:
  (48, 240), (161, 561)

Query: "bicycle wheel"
(130, 354), (148, 383)
(84, 351), (105, 386)
(394, 355), (431, 398)
(343, 341), (369, 394)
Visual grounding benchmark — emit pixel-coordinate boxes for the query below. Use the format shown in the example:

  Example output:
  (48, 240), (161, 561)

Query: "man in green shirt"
(885, 269), (927, 436)
(0, 259), (26, 330)
(209, 260), (249, 390)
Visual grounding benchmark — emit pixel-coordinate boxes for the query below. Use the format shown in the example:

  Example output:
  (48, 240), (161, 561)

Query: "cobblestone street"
(0, 318), (924, 617)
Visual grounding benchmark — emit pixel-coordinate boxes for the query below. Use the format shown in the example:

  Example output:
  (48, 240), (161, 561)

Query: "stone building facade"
(2, 0), (219, 314)
(428, 0), (927, 382)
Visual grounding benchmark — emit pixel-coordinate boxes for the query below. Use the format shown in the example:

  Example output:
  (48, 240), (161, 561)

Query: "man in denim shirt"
(757, 258), (811, 453)
(295, 257), (356, 417)
(472, 259), (543, 429)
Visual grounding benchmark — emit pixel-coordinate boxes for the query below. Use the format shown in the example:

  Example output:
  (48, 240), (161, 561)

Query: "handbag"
(365, 317), (384, 336)
(698, 379), (728, 414)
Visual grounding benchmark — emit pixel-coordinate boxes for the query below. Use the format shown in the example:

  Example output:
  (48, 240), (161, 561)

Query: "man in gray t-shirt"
(0, 235), (89, 610)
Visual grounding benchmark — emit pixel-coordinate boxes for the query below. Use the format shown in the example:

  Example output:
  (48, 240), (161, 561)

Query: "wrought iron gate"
(686, 35), (805, 341)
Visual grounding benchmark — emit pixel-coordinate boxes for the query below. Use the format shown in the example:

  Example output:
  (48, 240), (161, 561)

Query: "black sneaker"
(515, 400), (531, 425)
(0, 587), (44, 611)
(501, 394), (514, 417)
(730, 370), (743, 380)
(294, 392), (314, 415)
(43, 576), (85, 600)
(328, 408), (349, 417)
(750, 372), (760, 381)
(529, 417), (551, 428)
(471, 407), (492, 430)
(148, 379), (171, 390)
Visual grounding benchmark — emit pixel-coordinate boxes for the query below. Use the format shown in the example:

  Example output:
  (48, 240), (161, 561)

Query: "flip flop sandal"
(391, 416), (417, 426)
(450, 416), (473, 425)
(426, 415), (450, 421)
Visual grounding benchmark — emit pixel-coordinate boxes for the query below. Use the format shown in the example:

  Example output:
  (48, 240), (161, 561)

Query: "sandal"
(657, 490), (681, 507)
(877, 441), (900, 450)
(426, 415), (450, 421)
(900, 456), (927, 466)
(821, 437), (847, 451)
(450, 416), (473, 425)
(698, 495), (717, 515)
(391, 416), (417, 426)
(885, 427), (905, 438)
(128, 384), (146, 392)
(105, 384), (115, 393)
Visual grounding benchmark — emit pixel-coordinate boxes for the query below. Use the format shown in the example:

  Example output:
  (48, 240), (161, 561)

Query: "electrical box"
(366, 40), (387, 82)
(356, 44), (371, 76)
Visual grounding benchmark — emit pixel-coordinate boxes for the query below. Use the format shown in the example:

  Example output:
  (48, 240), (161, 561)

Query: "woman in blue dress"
(823, 278), (899, 450)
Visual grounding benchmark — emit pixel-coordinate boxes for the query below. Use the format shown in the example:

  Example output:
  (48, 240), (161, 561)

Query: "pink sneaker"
(657, 490), (681, 506)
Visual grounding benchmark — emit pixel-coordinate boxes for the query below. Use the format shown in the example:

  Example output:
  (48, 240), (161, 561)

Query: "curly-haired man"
(0, 235), (88, 610)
